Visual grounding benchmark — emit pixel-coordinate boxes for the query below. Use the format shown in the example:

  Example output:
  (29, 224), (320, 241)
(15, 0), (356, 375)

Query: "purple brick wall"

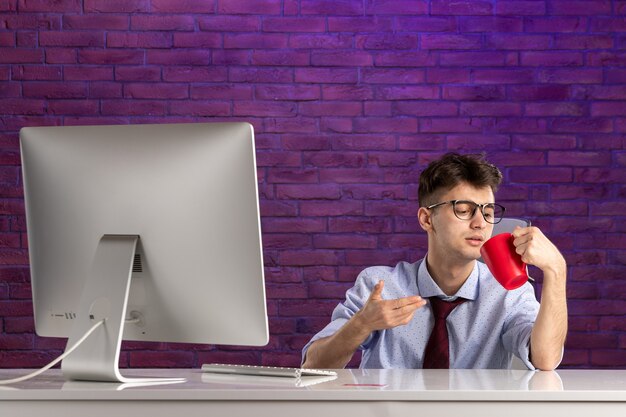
(0, 1), (625, 369)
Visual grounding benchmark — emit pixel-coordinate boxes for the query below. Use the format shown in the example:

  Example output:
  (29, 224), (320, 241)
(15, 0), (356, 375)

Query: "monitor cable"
(0, 319), (105, 385)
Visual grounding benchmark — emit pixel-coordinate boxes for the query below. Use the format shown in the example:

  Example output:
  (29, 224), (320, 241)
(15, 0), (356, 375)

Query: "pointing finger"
(392, 296), (424, 309)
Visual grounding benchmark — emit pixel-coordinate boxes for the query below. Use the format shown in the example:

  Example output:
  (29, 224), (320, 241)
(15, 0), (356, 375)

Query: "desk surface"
(2, 368), (626, 417)
(1, 368), (625, 401)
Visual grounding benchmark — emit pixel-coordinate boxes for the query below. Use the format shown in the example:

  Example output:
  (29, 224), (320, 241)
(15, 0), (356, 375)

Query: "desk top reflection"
(1, 368), (626, 402)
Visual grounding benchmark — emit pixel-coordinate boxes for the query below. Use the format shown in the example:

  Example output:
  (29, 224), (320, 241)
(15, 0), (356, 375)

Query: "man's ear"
(418, 207), (433, 232)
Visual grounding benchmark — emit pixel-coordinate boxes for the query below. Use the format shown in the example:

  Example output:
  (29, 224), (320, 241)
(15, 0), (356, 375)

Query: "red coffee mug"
(480, 233), (528, 290)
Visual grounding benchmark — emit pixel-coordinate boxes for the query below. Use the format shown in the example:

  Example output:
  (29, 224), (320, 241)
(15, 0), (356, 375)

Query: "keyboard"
(201, 363), (337, 378)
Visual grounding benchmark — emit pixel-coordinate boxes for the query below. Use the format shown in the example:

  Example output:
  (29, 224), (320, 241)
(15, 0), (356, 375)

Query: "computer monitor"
(20, 122), (268, 383)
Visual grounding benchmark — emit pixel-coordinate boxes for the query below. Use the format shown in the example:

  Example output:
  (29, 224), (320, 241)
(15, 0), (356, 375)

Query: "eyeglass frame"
(425, 200), (506, 224)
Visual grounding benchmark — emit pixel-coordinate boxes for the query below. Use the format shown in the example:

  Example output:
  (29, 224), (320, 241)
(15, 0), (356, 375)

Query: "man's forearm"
(304, 280), (425, 368)
(303, 314), (372, 369)
(530, 263), (568, 370)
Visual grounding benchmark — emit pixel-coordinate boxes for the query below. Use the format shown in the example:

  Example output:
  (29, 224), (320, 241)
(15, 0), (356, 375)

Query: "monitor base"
(61, 235), (185, 384)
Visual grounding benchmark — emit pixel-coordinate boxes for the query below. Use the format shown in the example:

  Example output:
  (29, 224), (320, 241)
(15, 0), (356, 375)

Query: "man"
(302, 153), (567, 370)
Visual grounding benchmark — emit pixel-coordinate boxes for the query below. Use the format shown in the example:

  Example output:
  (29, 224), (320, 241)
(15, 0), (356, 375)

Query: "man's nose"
(470, 208), (487, 228)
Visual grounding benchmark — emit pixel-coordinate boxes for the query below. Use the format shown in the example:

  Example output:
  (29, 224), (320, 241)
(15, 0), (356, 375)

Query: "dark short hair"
(418, 152), (503, 207)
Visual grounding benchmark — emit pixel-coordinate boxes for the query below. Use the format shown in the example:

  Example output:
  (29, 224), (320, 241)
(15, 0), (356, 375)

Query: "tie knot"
(429, 297), (466, 319)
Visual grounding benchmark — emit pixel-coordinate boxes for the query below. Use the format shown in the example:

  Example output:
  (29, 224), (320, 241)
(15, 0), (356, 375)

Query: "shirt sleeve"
(500, 282), (557, 370)
(301, 267), (381, 366)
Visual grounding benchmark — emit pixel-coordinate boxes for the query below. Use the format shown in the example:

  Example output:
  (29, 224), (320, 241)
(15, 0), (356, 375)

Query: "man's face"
(421, 182), (496, 263)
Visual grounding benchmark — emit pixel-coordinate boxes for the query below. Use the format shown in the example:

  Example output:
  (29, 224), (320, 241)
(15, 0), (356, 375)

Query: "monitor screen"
(20, 122), (268, 383)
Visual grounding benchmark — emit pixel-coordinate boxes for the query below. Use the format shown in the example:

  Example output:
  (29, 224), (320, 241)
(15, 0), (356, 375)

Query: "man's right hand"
(302, 279), (427, 369)
(353, 280), (427, 334)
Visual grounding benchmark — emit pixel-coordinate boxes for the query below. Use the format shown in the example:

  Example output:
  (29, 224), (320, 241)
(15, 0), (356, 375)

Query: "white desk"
(1, 368), (625, 417)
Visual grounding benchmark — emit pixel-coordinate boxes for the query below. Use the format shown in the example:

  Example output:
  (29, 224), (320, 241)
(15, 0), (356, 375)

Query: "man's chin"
(464, 249), (482, 262)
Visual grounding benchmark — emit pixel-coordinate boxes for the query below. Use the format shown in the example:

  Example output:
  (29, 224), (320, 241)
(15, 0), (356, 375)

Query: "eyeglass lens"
(452, 201), (504, 224)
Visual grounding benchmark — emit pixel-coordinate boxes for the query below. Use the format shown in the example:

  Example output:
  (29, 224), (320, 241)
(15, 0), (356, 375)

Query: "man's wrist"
(349, 311), (374, 341)
(542, 258), (567, 282)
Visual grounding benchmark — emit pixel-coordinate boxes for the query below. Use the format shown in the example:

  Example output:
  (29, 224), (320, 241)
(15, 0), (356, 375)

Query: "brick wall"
(0, 1), (625, 369)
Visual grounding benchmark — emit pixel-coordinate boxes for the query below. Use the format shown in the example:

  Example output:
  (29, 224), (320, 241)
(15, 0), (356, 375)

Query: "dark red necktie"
(423, 297), (466, 369)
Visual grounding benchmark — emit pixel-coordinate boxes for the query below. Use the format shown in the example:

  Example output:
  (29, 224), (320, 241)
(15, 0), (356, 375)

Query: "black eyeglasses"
(425, 200), (506, 224)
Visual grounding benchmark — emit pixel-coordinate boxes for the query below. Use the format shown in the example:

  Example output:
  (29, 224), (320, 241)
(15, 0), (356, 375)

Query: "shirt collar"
(417, 257), (479, 301)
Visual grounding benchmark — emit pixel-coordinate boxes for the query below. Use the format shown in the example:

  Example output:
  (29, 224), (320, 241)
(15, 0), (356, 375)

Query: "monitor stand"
(61, 235), (185, 384)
